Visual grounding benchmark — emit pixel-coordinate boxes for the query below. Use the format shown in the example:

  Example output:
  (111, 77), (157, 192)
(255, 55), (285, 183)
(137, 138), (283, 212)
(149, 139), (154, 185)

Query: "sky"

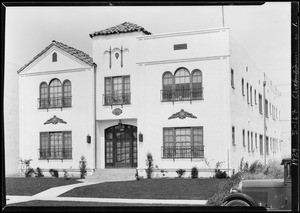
(5, 2), (291, 85)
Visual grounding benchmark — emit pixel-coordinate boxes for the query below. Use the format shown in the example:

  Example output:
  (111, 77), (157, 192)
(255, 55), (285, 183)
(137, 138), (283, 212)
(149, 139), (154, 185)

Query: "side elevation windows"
(161, 68), (203, 102)
(39, 79), (72, 109)
(241, 78), (245, 95)
(242, 129), (246, 147)
(232, 126), (235, 146)
(231, 69), (235, 88)
(259, 93), (263, 114)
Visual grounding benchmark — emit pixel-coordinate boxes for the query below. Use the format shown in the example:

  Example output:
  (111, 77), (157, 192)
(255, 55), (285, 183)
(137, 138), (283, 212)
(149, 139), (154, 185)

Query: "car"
(222, 158), (291, 210)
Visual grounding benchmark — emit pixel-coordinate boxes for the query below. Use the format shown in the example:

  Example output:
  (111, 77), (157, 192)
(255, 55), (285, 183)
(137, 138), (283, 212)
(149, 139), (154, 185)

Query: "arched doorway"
(105, 124), (137, 168)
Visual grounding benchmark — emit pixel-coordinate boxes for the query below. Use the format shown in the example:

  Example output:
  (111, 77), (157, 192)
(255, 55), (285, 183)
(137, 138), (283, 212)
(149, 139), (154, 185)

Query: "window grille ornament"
(168, 109), (197, 120)
(44, 115), (67, 125)
(121, 45), (123, 67)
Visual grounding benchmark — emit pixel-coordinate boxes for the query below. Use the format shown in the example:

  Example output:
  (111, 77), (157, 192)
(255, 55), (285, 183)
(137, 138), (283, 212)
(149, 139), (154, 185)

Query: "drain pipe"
(93, 63), (97, 170)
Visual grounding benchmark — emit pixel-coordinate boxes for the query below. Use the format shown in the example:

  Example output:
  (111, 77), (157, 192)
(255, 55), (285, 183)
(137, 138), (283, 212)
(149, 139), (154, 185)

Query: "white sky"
(5, 2), (291, 84)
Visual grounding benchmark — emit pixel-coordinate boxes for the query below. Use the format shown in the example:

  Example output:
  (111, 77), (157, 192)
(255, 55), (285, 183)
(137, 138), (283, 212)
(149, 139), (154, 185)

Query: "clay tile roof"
(17, 40), (95, 74)
(89, 22), (151, 38)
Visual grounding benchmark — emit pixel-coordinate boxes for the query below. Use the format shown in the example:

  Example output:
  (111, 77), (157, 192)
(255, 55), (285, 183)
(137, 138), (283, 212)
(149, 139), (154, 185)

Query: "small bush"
(49, 169), (59, 178)
(145, 152), (154, 179)
(79, 156), (87, 179)
(25, 168), (36, 177)
(135, 169), (140, 180)
(36, 167), (44, 177)
(249, 160), (263, 173)
(176, 169), (186, 178)
(191, 166), (199, 179)
(63, 170), (70, 180)
(214, 161), (228, 179)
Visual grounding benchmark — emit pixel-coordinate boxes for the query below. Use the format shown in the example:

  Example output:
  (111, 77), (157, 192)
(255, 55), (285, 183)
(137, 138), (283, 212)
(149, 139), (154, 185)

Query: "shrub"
(64, 170), (70, 180)
(79, 155), (87, 179)
(145, 152), (154, 179)
(214, 161), (228, 179)
(49, 169), (59, 178)
(249, 160), (263, 173)
(135, 169), (140, 180)
(25, 168), (36, 177)
(191, 166), (198, 179)
(36, 167), (44, 177)
(176, 169), (186, 178)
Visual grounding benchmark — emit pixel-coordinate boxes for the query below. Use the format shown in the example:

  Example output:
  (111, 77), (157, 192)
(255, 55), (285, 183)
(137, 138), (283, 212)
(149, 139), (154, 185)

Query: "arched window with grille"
(191, 69), (203, 99)
(63, 80), (72, 107)
(49, 79), (62, 107)
(39, 82), (48, 108)
(162, 71), (173, 101)
(52, 52), (57, 62)
(174, 67), (190, 100)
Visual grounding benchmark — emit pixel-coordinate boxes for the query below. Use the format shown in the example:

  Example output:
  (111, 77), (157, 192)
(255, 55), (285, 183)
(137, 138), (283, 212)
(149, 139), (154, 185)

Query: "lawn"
(5, 177), (80, 196)
(60, 178), (228, 200)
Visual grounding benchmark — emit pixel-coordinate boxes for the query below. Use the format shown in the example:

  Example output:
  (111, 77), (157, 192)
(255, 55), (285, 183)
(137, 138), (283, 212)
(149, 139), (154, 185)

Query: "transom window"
(162, 67), (203, 102)
(39, 131), (72, 159)
(39, 78), (72, 109)
(104, 76), (130, 106)
(162, 127), (204, 159)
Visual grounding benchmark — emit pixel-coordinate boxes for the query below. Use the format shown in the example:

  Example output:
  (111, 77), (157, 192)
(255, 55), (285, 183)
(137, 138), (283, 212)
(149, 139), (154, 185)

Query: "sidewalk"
(6, 178), (208, 206)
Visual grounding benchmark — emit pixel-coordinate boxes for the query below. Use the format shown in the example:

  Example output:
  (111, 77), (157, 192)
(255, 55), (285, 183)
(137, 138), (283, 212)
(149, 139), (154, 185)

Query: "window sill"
(162, 157), (205, 159)
(39, 158), (73, 160)
(161, 98), (204, 103)
(103, 103), (131, 107)
(39, 106), (72, 110)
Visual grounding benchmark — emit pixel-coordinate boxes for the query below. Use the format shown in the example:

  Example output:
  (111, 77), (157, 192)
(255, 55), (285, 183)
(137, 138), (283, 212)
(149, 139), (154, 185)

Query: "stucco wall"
(18, 48), (95, 172)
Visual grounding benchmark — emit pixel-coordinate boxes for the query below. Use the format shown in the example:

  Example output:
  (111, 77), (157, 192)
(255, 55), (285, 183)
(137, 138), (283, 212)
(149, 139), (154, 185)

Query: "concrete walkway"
(6, 179), (208, 206)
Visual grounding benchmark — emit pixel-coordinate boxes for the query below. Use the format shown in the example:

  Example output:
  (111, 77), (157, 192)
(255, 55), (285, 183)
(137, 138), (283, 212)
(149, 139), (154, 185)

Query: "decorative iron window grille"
(39, 148), (72, 160)
(161, 88), (203, 103)
(103, 92), (131, 106)
(38, 96), (72, 109)
(161, 146), (204, 159)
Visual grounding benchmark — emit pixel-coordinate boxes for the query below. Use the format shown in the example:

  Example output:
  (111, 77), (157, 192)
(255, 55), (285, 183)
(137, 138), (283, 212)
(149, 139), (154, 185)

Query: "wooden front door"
(105, 125), (137, 168)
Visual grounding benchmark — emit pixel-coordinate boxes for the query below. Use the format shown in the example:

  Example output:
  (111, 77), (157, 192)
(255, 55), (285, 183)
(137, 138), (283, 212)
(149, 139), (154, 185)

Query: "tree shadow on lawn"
(60, 178), (229, 200)
(5, 177), (81, 196)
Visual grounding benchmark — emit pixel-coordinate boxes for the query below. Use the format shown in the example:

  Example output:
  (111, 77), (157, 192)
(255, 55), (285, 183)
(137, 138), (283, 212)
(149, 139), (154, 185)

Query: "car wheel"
(225, 199), (251, 206)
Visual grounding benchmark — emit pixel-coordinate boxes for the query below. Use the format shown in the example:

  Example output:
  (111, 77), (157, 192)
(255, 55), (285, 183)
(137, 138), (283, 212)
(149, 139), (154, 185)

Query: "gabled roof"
(17, 40), (95, 74)
(89, 22), (151, 38)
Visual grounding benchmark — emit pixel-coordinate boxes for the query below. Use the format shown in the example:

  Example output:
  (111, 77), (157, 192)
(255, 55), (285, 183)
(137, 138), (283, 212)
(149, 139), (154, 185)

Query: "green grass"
(60, 178), (228, 200)
(5, 177), (81, 196)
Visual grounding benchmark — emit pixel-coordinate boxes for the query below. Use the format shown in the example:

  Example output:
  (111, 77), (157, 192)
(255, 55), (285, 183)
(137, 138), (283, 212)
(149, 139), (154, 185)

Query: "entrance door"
(105, 125), (137, 168)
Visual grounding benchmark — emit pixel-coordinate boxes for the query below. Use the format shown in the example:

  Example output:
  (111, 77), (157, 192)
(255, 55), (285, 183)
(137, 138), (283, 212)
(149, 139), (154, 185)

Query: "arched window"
(162, 72), (173, 101)
(39, 82), (48, 108)
(52, 52), (57, 62)
(174, 67), (190, 100)
(63, 80), (72, 107)
(191, 69), (203, 99)
(49, 79), (62, 107)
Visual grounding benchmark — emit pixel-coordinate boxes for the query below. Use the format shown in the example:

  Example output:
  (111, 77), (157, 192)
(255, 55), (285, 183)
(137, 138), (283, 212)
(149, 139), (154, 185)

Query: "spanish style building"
(18, 22), (283, 178)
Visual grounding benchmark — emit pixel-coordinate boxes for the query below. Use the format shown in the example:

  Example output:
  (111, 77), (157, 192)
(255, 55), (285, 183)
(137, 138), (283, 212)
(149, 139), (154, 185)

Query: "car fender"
(223, 192), (257, 206)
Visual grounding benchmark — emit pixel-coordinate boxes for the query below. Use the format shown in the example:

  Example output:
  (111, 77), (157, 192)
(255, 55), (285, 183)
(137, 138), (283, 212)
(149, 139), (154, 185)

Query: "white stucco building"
(17, 22), (283, 178)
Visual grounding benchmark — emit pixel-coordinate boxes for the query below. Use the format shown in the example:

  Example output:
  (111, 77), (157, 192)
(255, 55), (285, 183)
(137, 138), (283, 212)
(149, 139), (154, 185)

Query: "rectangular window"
(232, 126), (235, 146)
(254, 89), (257, 104)
(162, 127), (204, 159)
(39, 131), (72, 159)
(259, 134), (263, 155)
(231, 69), (235, 89)
(255, 133), (258, 148)
(251, 132), (254, 152)
(242, 129), (246, 147)
(242, 78), (245, 95)
(247, 83), (249, 104)
(265, 99), (269, 118)
(250, 86), (253, 106)
(266, 136), (269, 155)
(259, 93), (263, 114)
(174, 43), (187, 50)
(104, 76), (130, 105)
(247, 131), (250, 152)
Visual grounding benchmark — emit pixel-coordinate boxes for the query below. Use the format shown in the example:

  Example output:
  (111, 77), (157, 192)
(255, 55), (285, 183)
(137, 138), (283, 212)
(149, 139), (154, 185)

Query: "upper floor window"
(52, 52), (57, 62)
(242, 129), (246, 147)
(259, 93), (263, 114)
(231, 69), (235, 89)
(161, 67), (203, 102)
(254, 89), (257, 104)
(259, 134), (263, 155)
(232, 126), (235, 146)
(246, 83), (249, 104)
(250, 86), (253, 106)
(241, 78), (245, 96)
(162, 127), (204, 159)
(39, 78), (72, 109)
(104, 76), (130, 106)
(247, 131), (250, 152)
(265, 99), (269, 118)
(39, 131), (72, 160)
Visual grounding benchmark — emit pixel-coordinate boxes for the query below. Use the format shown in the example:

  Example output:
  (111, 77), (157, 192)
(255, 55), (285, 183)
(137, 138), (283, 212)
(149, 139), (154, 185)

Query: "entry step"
(87, 168), (136, 181)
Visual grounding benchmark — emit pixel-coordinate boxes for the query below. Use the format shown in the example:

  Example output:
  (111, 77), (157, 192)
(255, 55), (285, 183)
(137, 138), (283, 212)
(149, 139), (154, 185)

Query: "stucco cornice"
(137, 55), (229, 66)
(19, 67), (91, 77)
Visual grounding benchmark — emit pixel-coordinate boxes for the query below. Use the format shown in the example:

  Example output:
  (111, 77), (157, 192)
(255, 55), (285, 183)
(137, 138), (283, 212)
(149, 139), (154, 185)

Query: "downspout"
(93, 63), (97, 169)
(263, 72), (267, 166)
